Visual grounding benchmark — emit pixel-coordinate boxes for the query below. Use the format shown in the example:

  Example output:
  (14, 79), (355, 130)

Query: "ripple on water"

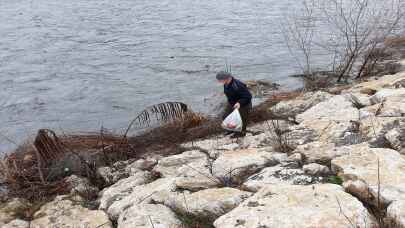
(0, 0), (312, 153)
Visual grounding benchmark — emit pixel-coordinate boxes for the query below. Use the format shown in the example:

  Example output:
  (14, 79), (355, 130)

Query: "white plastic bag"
(221, 109), (243, 132)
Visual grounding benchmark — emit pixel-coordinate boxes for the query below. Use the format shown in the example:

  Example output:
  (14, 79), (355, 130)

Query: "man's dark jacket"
(224, 78), (252, 107)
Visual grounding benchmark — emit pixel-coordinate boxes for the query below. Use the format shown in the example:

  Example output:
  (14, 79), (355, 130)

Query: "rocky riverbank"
(2, 62), (405, 227)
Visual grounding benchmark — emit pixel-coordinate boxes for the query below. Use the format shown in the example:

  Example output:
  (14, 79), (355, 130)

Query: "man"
(216, 71), (252, 137)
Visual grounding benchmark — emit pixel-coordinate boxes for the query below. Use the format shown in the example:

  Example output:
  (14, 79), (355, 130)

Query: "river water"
(0, 0), (371, 153)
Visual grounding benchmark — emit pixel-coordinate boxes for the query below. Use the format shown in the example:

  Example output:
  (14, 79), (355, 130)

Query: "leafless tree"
(282, 0), (405, 83)
(281, 0), (317, 76)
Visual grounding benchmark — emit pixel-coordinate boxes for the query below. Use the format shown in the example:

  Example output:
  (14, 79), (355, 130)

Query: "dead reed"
(0, 92), (298, 202)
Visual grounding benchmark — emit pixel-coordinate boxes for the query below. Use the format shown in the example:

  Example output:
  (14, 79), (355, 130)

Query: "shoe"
(230, 132), (246, 138)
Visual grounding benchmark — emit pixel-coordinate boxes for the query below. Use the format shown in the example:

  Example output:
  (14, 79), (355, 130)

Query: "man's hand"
(233, 102), (241, 109)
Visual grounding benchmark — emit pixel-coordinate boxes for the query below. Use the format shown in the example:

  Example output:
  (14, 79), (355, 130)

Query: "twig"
(182, 192), (190, 213)
(182, 163), (221, 185)
(335, 196), (357, 228)
(148, 215), (156, 228)
(243, 169), (266, 183)
(138, 191), (157, 204)
(377, 158), (381, 210)
(34, 147), (46, 184)
(95, 221), (110, 228)
(100, 126), (110, 166)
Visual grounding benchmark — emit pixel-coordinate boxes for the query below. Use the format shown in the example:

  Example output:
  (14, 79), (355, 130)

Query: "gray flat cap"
(216, 71), (232, 80)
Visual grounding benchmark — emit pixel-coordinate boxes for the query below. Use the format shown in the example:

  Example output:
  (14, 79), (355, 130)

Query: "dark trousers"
(222, 102), (252, 132)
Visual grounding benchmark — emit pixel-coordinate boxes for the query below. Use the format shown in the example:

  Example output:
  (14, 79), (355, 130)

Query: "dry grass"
(0, 113), (208, 201)
(265, 120), (294, 153)
(0, 92), (299, 202)
(384, 36), (405, 47)
(250, 91), (301, 122)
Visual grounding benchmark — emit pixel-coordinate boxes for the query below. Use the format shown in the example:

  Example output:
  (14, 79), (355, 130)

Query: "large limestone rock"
(2, 219), (30, 228)
(106, 178), (177, 220)
(255, 120), (318, 150)
(152, 150), (208, 178)
(98, 170), (154, 211)
(212, 148), (284, 183)
(31, 195), (112, 228)
(287, 153), (304, 167)
(161, 188), (252, 222)
(348, 72), (405, 93)
(152, 150), (220, 190)
(0, 198), (31, 226)
(359, 116), (402, 146)
(344, 93), (372, 107)
(97, 159), (139, 185)
(238, 133), (270, 149)
(331, 143), (405, 225)
(117, 204), (182, 228)
(359, 104), (380, 119)
(368, 88), (405, 117)
(297, 120), (359, 146)
(387, 200), (405, 227)
(331, 143), (405, 191)
(214, 184), (375, 228)
(175, 176), (219, 191)
(286, 124), (320, 147)
(181, 136), (235, 152)
(97, 157), (158, 186)
(97, 166), (126, 186)
(296, 95), (358, 123)
(302, 163), (330, 176)
(288, 116), (361, 149)
(270, 91), (332, 117)
(180, 132), (270, 153)
(383, 118), (405, 154)
(64, 175), (99, 198)
(392, 72), (405, 88)
(385, 128), (402, 150)
(242, 165), (318, 192)
(294, 142), (346, 165)
(126, 157), (159, 171)
(377, 100), (405, 117)
(370, 88), (405, 104)
(292, 94), (364, 144)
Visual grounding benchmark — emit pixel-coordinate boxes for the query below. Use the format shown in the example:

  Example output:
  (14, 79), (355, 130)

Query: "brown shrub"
(0, 93), (301, 202)
(384, 36), (405, 47)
